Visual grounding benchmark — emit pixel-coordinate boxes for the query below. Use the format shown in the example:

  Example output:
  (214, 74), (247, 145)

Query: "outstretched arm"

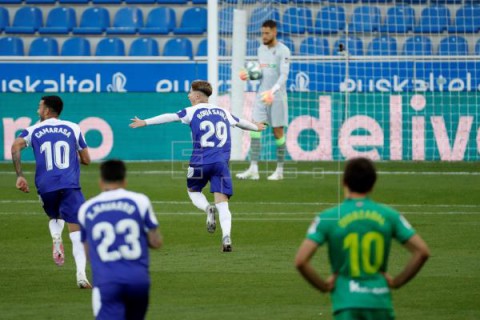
(11, 137), (29, 193)
(130, 113), (181, 128)
(236, 119), (266, 132)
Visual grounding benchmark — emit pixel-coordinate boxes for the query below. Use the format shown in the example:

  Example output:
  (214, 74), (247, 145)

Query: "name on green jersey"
(338, 210), (385, 228)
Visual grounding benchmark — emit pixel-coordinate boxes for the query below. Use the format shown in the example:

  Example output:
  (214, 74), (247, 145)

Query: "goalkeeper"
(236, 19), (291, 181)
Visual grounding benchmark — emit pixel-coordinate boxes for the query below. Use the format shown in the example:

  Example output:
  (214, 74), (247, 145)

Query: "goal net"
(216, 0), (479, 162)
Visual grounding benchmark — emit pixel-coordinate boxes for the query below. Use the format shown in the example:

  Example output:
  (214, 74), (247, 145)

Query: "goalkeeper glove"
(260, 90), (274, 106)
(239, 68), (249, 81)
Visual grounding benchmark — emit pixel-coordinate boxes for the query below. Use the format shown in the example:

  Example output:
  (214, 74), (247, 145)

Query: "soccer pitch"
(0, 161), (479, 320)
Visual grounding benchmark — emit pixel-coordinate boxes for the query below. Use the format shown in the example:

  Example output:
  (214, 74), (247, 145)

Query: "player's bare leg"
(268, 127), (285, 181)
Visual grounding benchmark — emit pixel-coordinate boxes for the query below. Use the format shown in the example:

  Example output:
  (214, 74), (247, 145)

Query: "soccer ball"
(245, 61), (263, 80)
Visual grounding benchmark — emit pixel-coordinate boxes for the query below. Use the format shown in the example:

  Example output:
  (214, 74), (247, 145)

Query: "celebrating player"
(295, 157), (430, 320)
(79, 160), (162, 319)
(11, 95), (92, 288)
(237, 19), (291, 181)
(130, 80), (265, 251)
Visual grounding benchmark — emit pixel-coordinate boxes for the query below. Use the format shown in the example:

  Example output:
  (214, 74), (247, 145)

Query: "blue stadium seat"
(39, 7), (77, 34)
(107, 7), (143, 34)
(328, 0), (359, 3)
(334, 36), (363, 55)
(430, 0), (461, 4)
(192, 0), (207, 4)
(361, 0), (392, 3)
(278, 36), (295, 55)
(414, 6), (451, 33)
(219, 7), (234, 35)
(59, 0), (89, 4)
(61, 37), (91, 56)
(246, 38), (259, 56)
(92, 0), (121, 4)
(281, 7), (313, 34)
(0, 37), (23, 55)
(197, 38), (227, 56)
(402, 36), (432, 55)
(476, 39), (480, 55)
(464, 0), (480, 4)
(25, 0), (55, 4)
(438, 36), (468, 55)
(396, 0), (426, 3)
(299, 37), (329, 56)
(95, 37), (125, 56)
(380, 6), (415, 33)
(448, 6), (480, 34)
(163, 37), (193, 59)
(247, 7), (280, 34)
(29, 37), (59, 56)
(129, 37), (159, 56)
(139, 7), (175, 35)
(0, 7), (9, 32)
(312, 6), (345, 35)
(174, 7), (207, 35)
(5, 7), (43, 34)
(157, 0), (187, 4)
(224, 0), (257, 3)
(0, 0), (22, 4)
(348, 6), (381, 33)
(73, 7), (110, 35)
(126, 0), (155, 4)
(367, 36), (397, 55)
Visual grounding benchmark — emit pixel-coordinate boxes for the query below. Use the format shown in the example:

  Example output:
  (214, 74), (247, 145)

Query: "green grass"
(0, 161), (479, 320)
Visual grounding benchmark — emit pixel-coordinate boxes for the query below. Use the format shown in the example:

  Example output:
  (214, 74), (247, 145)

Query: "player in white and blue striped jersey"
(130, 80), (265, 251)
(78, 160), (162, 320)
(11, 95), (92, 288)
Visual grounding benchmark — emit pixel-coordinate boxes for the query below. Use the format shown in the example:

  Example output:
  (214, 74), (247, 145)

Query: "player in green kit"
(295, 157), (430, 320)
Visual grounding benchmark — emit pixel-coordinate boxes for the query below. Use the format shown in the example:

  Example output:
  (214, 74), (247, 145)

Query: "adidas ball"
(245, 61), (263, 80)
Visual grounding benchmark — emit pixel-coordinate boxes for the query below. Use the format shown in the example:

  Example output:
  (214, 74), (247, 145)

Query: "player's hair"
(262, 20), (277, 29)
(100, 159), (127, 183)
(41, 95), (63, 116)
(191, 80), (212, 97)
(343, 157), (377, 193)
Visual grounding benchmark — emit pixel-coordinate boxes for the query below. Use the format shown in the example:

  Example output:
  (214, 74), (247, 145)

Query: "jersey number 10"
(40, 141), (70, 171)
(343, 232), (385, 277)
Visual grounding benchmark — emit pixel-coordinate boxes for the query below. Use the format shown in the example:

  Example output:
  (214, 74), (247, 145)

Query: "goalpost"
(212, 0), (480, 162)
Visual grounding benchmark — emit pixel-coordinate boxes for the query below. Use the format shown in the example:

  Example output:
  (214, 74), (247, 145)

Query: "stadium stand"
(61, 37), (91, 56)
(95, 37), (125, 55)
(247, 7), (280, 34)
(129, 37), (159, 56)
(367, 36), (398, 55)
(281, 7), (313, 34)
(0, 36), (23, 55)
(334, 36), (364, 55)
(197, 38), (228, 56)
(348, 5), (382, 33)
(402, 35), (433, 55)
(246, 38), (260, 56)
(414, 5), (451, 33)
(107, 7), (143, 35)
(278, 36), (295, 55)
(25, 0), (55, 4)
(0, 7), (8, 32)
(299, 37), (329, 55)
(438, 35), (469, 55)
(29, 37), (59, 56)
(312, 6), (345, 34)
(73, 7), (110, 35)
(39, 7), (77, 35)
(4, 6), (42, 34)
(448, 5), (480, 33)
(174, 7), (207, 35)
(139, 7), (176, 35)
(163, 37), (193, 59)
(219, 6), (234, 35)
(379, 5), (415, 33)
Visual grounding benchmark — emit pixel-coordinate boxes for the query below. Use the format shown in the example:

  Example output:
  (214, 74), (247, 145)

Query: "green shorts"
(334, 308), (395, 320)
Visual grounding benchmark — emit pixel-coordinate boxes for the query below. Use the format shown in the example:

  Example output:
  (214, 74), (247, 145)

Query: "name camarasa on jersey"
(34, 127), (72, 139)
(196, 108), (227, 121)
(86, 201), (136, 220)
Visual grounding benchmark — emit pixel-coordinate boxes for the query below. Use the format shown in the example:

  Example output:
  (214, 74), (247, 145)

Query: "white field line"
(1, 199), (478, 209)
(0, 170), (479, 176)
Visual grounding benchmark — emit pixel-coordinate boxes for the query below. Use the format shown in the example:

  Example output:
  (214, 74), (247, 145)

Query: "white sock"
(250, 161), (258, 173)
(276, 163), (284, 173)
(216, 201), (231, 239)
(49, 219), (65, 239)
(69, 231), (87, 277)
(188, 191), (210, 212)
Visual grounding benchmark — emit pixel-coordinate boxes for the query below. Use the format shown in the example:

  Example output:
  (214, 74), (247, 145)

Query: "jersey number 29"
(200, 120), (227, 148)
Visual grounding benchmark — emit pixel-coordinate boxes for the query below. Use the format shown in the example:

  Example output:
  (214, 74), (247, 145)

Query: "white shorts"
(252, 92), (288, 128)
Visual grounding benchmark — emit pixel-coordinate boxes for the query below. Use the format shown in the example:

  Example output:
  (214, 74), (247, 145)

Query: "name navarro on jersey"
(35, 127), (72, 139)
(196, 108), (227, 120)
(86, 201), (136, 220)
